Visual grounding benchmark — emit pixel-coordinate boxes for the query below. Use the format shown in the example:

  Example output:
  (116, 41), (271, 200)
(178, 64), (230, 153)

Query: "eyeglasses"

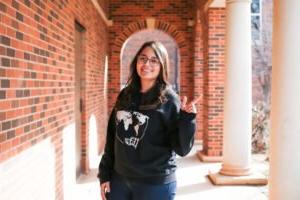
(137, 56), (160, 67)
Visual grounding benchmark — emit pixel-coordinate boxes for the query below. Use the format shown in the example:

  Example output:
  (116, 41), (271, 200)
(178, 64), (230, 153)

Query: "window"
(251, 0), (262, 42)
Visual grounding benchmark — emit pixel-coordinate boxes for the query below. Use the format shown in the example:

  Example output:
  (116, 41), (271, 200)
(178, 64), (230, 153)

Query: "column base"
(220, 163), (251, 176)
(197, 150), (222, 162)
(208, 171), (268, 186)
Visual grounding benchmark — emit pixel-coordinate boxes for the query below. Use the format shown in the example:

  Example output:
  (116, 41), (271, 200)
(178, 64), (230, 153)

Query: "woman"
(98, 41), (199, 200)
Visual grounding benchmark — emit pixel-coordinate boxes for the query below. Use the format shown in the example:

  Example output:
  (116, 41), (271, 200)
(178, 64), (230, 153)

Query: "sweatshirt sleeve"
(166, 95), (197, 157)
(97, 108), (116, 184)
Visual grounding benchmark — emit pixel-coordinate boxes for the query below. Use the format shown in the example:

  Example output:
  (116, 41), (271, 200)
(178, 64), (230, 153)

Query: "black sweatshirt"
(98, 87), (196, 184)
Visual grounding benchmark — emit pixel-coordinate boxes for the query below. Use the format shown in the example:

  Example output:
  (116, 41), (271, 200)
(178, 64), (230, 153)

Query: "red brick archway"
(108, 19), (193, 111)
(120, 29), (180, 92)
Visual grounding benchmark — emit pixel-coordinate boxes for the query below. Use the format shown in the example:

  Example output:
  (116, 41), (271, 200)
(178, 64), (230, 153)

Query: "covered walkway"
(1, 0), (300, 199)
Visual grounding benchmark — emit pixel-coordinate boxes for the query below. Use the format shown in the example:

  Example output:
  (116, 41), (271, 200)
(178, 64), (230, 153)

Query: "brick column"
(193, 9), (205, 141)
(269, 0), (300, 199)
(208, 0), (266, 185)
(197, 3), (225, 163)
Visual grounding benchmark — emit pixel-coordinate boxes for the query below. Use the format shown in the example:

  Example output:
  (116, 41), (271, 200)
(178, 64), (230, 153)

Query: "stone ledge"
(208, 171), (268, 186)
(197, 151), (223, 163)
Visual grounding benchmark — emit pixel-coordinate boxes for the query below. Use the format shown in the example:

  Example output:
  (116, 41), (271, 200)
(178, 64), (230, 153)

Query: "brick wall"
(97, 0), (109, 16)
(202, 8), (225, 156)
(0, 0), (108, 199)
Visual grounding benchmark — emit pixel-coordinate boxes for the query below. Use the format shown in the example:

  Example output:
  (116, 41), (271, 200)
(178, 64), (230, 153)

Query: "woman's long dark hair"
(116, 41), (170, 110)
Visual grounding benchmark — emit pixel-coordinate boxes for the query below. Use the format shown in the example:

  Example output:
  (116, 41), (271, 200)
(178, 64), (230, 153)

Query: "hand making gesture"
(180, 96), (201, 114)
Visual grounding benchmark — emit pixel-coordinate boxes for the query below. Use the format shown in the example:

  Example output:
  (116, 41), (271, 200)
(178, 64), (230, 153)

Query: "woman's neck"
(140, 79), (156, 93)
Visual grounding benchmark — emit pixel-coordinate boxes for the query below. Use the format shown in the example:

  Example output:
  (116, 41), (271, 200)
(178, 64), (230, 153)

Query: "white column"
(220, 0), (252, 176)
(269, 1), (300, 200)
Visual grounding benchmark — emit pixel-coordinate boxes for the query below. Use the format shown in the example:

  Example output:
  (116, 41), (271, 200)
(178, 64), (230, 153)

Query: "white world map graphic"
(116, 110), (149, 148)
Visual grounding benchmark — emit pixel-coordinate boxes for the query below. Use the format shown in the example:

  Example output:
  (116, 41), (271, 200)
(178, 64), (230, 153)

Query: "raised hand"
(180, 96), (201, 114)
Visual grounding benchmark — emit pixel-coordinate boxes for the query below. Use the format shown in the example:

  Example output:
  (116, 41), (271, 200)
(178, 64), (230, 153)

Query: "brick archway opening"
(120, 29), (180, 93)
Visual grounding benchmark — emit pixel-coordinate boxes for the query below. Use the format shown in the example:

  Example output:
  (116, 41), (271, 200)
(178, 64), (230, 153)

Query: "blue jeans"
(106, 173), (177, 200)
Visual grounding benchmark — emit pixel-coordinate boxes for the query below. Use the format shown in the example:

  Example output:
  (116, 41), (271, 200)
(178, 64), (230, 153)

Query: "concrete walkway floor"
(73, 145), (269, 200)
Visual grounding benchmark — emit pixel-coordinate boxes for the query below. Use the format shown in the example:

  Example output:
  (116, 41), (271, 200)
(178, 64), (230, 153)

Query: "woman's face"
(136, 47), (161, 82)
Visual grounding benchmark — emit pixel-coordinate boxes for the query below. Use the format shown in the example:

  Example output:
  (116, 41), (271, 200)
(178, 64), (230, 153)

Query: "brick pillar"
(197, 6), (225, 162)
(193, 9), (204, 140)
